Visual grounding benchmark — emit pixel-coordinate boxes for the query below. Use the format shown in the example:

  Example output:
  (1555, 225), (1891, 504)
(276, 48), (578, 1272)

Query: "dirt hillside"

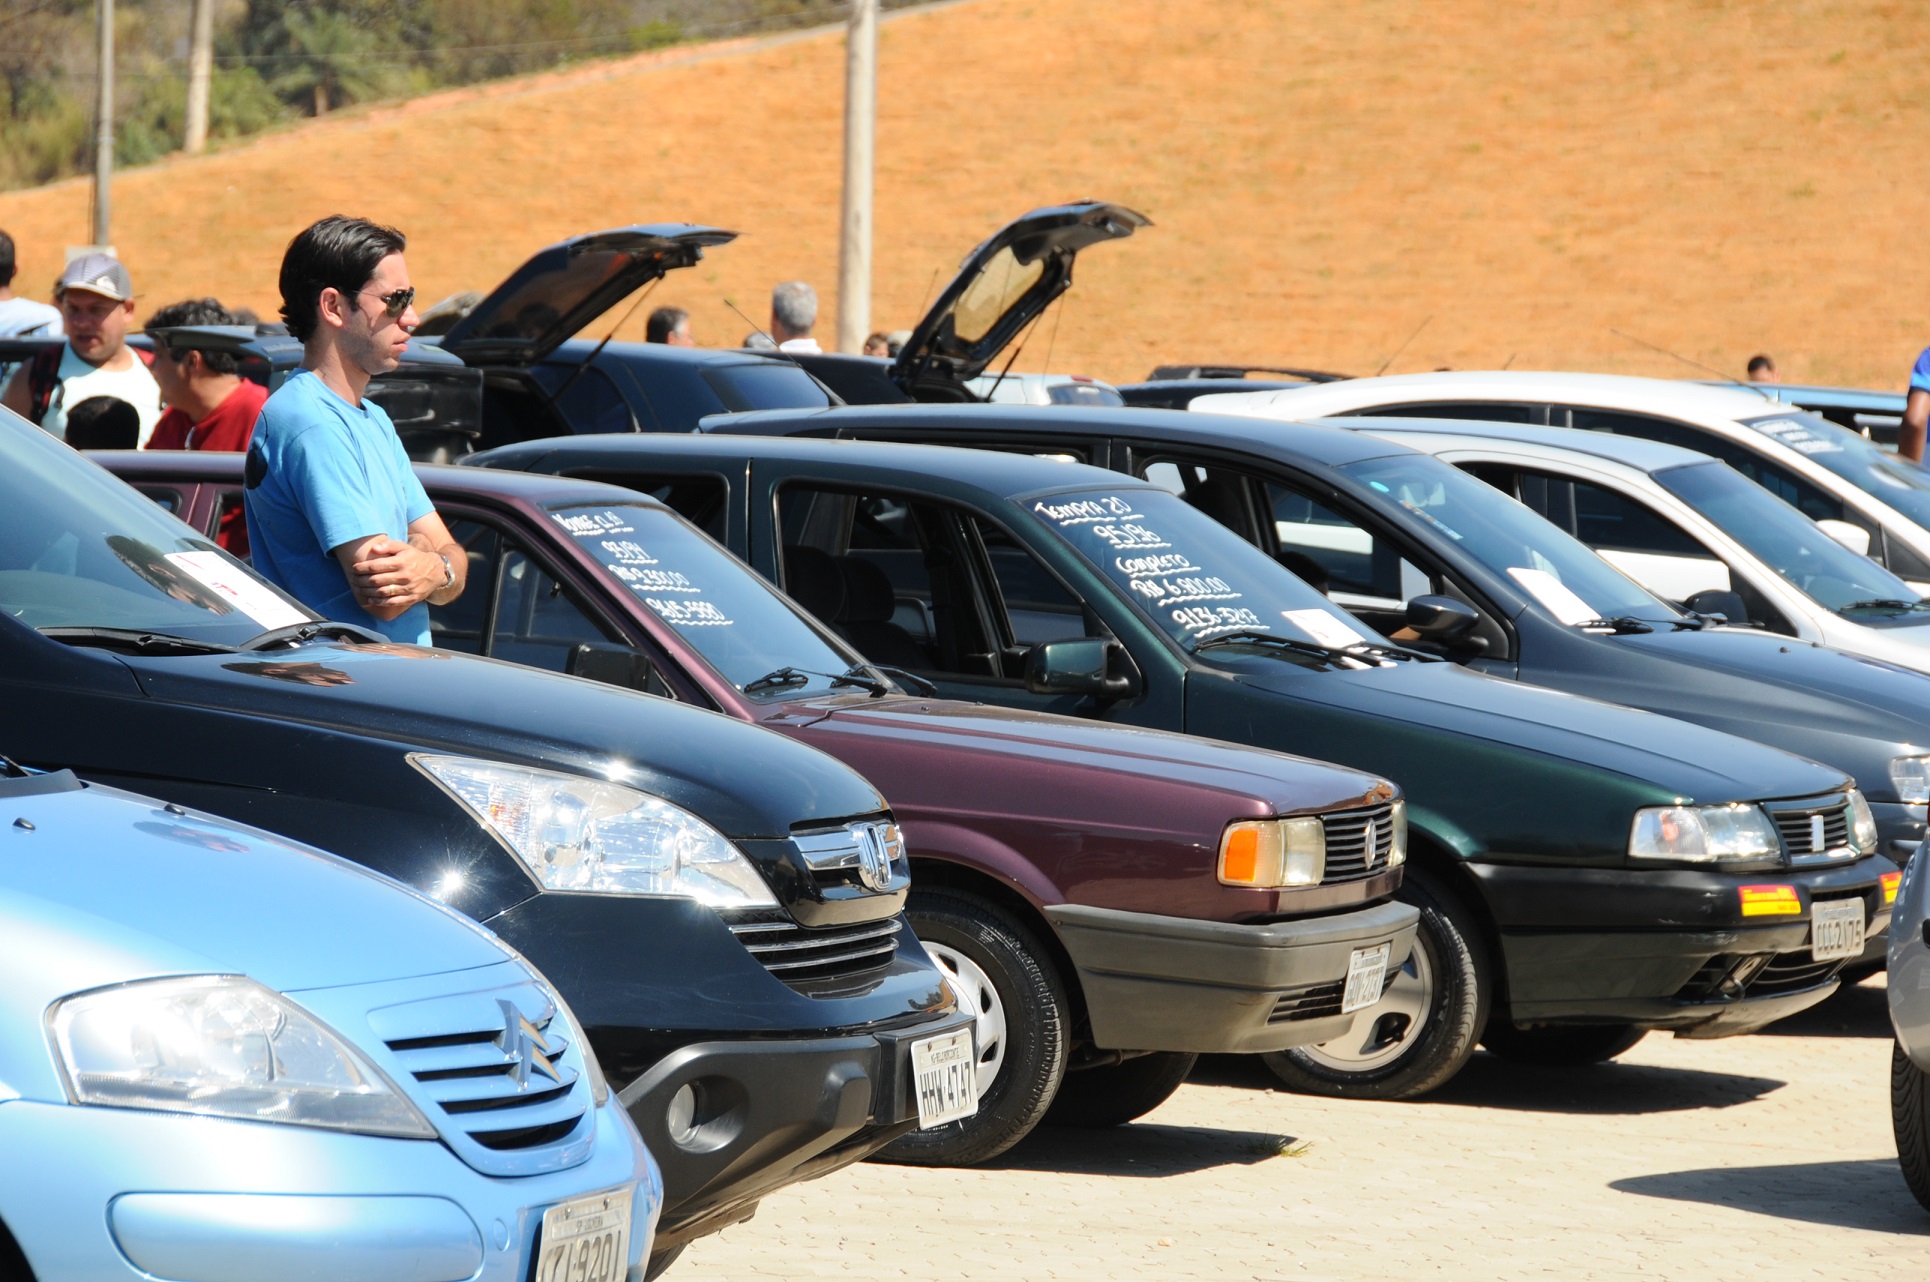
(2, 0), (1925, 387)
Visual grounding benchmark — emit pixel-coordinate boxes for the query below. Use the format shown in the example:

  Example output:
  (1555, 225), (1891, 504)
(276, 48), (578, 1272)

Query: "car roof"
(544, 336), (802, 371)
(1193, 369), (1788, 423)
(704, 402), (1425, 468)
(483, 422), (1154, 504)
(1326, 415), (1712, 474)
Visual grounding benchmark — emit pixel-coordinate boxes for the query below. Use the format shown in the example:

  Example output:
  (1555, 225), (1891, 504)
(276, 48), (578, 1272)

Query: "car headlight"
(412, 754), (778, 908)
(1849, 788), (1879, 854)
(1219, 817), (1325, 887)
(49, 975), (434, 1138)
(1388, 799), (1408, 868)
(1890, 756), (1930, 805)
(1629, 803), (1780, 863)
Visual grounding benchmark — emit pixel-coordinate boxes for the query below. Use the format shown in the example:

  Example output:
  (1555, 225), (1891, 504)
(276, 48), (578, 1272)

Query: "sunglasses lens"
(386, 289), (414, 317)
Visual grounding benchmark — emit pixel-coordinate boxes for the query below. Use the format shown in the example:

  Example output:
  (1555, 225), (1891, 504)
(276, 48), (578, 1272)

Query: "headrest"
(782, 545), (845, 620)
(838, 556), (898, 624)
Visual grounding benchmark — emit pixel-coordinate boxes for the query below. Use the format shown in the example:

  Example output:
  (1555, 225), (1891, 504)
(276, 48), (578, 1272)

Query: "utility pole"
(184, 0), (214, 155)
(91, 0), (114, 248)
(836, 0), (877, 355)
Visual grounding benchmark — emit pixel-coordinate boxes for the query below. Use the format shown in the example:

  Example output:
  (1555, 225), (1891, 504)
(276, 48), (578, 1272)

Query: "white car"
(1296, 414), (1930, 674)
(962, 371), (1125, 406)
(1195, 371), (1930, 592)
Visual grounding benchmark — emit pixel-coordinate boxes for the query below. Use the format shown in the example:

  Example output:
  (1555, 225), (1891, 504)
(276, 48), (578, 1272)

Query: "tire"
(1480, 1020), (1645, 1066)
(1260, 873), (1487, 1101)
(874, 888), (1071, 1166)
(1043, 1052), (1198, 1129)
(643, 1245), (685, 1281)
(1893, 1041), (1930, 1212)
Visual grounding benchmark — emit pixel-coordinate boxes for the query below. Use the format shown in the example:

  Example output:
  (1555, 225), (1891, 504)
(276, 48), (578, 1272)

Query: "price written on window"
(1034, 495), (1267, 640)
(552, 507), (735, 629)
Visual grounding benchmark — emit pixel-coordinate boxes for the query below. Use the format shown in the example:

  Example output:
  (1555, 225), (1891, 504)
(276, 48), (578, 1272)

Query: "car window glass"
(488, 542), (618, 671)
(777, 485), (1000, 678)
(1354, 402), (1538, 424)
(428, 519), (500, 655)
(529, 363), (632, 435)
(136, 486), (183, 514)
(1737, 411), (1930, 565)
(952, 248), (1045, 343)
(700, 363), (832, 412)
(209, 489), (250, 559)
(1568, 408), (1850, 525)
(970, 517), (1102, 647)
(574, 470), (728, 542)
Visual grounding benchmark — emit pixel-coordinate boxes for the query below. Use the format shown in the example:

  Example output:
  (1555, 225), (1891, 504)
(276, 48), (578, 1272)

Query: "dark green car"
(468, 433), (1893, 1099)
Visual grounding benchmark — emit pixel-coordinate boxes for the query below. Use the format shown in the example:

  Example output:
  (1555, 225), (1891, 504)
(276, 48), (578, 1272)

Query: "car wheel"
(1893, 1041), (1930, 1212)
(1479, 1020), (1645, 1066)
(643, 1245), (684, 1280)
(1042, 1051), (1198, 1128)
(1260, 874), (1487, 1100)
(875, 889), (1070, 1167)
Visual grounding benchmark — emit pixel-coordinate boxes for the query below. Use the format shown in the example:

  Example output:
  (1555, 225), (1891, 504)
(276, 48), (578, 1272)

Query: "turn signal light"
(1218, 818), (1325, 888)
(1882, 870), (1903, 905)
(1738, 884), (1802, 917)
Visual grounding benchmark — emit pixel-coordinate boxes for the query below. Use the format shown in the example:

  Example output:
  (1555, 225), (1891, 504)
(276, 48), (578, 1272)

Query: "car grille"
(1321, 801), (1397, 883)
(1266, 970), (1399, 1024)
(728, 914), (907, 994)
(1766, 793), (1854, 866)
(1672, 948), (1846, 1004)
(370, 980), (593, 1176)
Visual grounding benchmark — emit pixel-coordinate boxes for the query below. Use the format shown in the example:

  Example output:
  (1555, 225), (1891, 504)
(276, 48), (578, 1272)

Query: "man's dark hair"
(278, 215), (406, 342)
(646, 306), (690, 344)
(146, 298), (242, 374)
(0, 229), (14, 286)
(1747, 353), (1777, 376)
(64, 396), (141, 449)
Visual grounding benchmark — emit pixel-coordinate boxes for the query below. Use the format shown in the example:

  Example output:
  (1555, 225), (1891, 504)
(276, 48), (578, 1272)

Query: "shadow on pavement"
(1188, 1053), (1785, 1115)
(990, 1120), (1304, 1177)
(1756, 973), (1891, 1038)
(1612, 1159), (1929, 1234)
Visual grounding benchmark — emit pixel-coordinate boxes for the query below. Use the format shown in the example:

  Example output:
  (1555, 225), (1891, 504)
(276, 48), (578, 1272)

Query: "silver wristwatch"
(437, 552), (455, 589)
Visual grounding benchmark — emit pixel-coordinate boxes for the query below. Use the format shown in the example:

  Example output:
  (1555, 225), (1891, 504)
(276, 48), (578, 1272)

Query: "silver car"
(1891, 846), (1930, 1208)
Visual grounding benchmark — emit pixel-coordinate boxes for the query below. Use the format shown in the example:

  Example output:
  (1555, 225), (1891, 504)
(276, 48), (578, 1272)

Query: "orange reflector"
(1222, 828), (1259, 884)
(1882, 871), (1903, 906)
(1739, 884), (1803, 917)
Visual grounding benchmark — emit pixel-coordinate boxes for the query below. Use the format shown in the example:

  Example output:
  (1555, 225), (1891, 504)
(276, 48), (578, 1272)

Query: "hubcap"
(1297, 937), (1435, 1073)
(921, 939), (1006, 1101)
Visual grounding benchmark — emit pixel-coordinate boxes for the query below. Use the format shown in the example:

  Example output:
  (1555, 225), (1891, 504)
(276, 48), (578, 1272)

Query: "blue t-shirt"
(243, 371), (434, 643)
(1911, 348), (1930, 395)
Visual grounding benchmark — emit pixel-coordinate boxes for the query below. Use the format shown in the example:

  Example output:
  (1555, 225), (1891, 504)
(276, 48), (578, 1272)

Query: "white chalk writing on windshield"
(552, 507), (735, 628)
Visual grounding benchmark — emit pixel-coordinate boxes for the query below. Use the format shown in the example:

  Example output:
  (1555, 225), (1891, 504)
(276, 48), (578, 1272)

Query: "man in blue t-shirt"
(244, 217), (466, 643)
(1905, 348), (1930, 465)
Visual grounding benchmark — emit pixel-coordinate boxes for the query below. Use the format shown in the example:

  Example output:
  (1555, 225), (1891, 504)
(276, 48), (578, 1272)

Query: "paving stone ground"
(677, 975), (1924, 1280)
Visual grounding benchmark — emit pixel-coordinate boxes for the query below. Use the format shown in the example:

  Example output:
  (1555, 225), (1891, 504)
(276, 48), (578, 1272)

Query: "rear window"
(701, 363), (832, 412)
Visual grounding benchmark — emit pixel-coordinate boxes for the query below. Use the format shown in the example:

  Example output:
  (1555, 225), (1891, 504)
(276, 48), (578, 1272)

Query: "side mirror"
(1816, 519), (1873, 557)
(1681, 588), (1749, 626)
(1023, 638), (1137, 700)
(567, 643), (665, 695)
(1404, 595), (1485, 651)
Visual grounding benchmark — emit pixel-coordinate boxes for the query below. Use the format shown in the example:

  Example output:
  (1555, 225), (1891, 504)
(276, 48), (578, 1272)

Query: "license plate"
(535, 1185), (632, 1282)
(1810, 898), (1865, 963)
(1342, 942), (1392, 1014)
(910, 1027), (977, 1128)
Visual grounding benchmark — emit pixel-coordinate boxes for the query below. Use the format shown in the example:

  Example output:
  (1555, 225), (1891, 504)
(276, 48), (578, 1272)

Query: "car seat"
(835, 555), (932, 670)
(781, 545), (846, 623)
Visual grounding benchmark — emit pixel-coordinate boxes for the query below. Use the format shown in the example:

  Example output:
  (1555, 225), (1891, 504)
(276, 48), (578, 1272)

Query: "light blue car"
(0, 765), (660, 1282)
(1891, 847), (1930, 1209)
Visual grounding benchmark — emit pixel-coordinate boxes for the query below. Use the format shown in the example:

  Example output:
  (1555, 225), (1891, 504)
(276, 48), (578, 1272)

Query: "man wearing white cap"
(1, 253), (162, 445)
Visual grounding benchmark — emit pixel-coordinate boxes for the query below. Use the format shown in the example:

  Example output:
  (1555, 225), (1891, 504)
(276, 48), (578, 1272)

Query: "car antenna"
(1609, 328), (1773, 398)
(1501, 351), (1517, 370)
(1374, 315), (1432, 377)
(1038, 282), (1068, 382)
(721, 296), (846, 406)
(541, 276), (661, 415)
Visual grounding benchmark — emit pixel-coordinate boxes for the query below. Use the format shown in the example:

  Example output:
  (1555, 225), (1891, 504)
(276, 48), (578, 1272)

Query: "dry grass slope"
(2, 0), (1925, 387)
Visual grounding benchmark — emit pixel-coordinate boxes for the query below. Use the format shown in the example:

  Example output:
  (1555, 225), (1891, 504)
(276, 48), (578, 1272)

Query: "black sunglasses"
(356, 286), (415, 319)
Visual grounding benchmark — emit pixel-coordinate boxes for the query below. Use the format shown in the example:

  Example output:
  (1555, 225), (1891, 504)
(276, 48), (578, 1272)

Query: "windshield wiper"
(743, 664), (893, 697)
(39, 626), (238, 656)
(1191, 630), (1431, 666)
(1837, 598), (1930, 615)
(237, 621), (387, 651)
(1574, 616), (1655, 635)
(743, 666), (810, 694)
(870, 664), (937, 696)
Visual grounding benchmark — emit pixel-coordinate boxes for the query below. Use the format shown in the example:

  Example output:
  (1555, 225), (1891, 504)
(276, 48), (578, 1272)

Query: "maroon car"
(98, 451), (1419, 1165)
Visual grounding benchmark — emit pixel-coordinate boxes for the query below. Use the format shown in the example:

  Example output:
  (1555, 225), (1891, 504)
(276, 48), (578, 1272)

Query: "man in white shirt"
(770, 280), (822, 354)
(0, 254), (162, 445)
(0, 231), (62, 339)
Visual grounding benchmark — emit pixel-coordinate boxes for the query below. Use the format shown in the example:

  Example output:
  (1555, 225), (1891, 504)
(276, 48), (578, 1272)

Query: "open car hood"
(439, 224), (738, 365)
(890, 200), (1149, 397)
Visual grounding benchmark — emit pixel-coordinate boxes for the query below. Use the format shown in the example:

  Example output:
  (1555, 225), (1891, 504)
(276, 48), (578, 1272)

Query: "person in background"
(0, 230), (62, 338)
(244, 215), (466, 643)
(646, 305), (694, 346)
(1746, 353), (1779, 384)
(1, 254), (162, 444)
(862, 331), (890, 357)
(62, 395), (140, 449)
(145, 298), (269, 453)
(1904, 347), (1930, 464)
(770, 281), (821, 353)
(886, 328), (912, 357)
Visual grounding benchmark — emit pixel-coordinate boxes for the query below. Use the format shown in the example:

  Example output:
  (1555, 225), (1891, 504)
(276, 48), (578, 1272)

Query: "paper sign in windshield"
(552, 508), (736, 629)
(1507, 566), (1598, 627)
(163, 551), (309, 629)
(1282, 608), (1367, 648)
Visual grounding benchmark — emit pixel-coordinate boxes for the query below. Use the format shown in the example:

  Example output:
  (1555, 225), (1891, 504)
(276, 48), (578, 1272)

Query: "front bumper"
(0, 1094), (656, 1282)
(1043, 899), (1420, 1054)
(1472, 855), (1898, 1037)
(1872, 799), (1926, 863)
(617, 1005), (975, 1253)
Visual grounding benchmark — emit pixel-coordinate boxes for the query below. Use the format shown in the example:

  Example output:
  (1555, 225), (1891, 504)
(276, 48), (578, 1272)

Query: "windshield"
(702, 363), (832, 412)
(1740, 411), (1930, 532)
(1340, 453), (1676, 624)
(1028, 487), (1387, 656)
(1654, 460), (1925, 616)
(545, 501), (868, 698)
(0, 410), (313, 645)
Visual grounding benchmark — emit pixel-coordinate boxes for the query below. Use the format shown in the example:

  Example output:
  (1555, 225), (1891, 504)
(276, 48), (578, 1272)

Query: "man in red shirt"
(144, 298), (268, 452)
